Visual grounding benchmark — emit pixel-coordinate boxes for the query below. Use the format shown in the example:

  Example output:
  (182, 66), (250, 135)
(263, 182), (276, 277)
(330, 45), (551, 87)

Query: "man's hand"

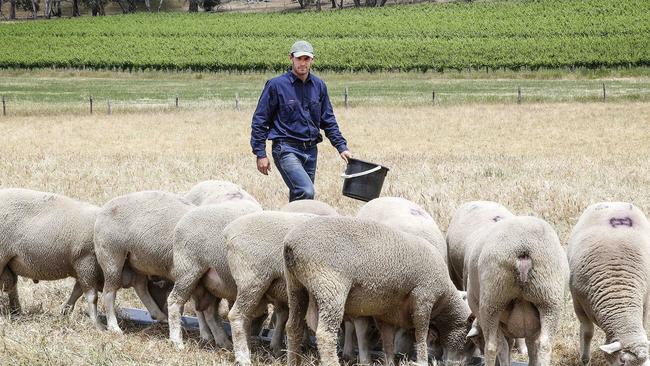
(256, 157), (271, 175)
(340, 150), (353, 163)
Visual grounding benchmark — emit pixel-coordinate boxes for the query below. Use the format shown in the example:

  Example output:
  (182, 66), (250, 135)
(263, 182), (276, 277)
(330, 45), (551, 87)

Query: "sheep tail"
(516, 253), (532, 284)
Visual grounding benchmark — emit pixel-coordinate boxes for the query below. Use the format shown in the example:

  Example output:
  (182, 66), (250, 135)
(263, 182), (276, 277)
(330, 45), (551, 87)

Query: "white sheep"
(184, 180), (259, 206)
(354, 196), (447, 362)
(0, 188), (103, 328)
(447, 200), (515, 290)
(94, 190), (196, 334)
(568, 202), (650, 366)
(167, 199), (263, 349)
(466, 215), (569, 366)
(224, 211), (317, 366)
(283, 216), (477, 366)
(280, 199), (339, 216)
(356, 196), (447, 263)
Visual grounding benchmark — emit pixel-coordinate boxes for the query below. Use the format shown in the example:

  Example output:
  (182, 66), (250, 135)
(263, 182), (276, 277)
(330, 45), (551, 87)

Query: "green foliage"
(0, 0), (648, 71)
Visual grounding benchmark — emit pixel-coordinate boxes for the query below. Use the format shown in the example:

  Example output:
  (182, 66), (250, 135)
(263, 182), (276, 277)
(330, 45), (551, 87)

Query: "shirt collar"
(287, 69), (312, 84)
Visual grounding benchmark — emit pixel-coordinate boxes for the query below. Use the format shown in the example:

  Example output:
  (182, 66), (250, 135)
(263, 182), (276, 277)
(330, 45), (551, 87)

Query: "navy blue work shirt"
(250, 70), (348, 158)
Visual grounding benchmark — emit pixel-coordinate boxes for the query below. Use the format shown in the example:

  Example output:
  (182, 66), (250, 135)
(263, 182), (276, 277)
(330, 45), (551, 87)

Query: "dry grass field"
(0, 101), (649, 365)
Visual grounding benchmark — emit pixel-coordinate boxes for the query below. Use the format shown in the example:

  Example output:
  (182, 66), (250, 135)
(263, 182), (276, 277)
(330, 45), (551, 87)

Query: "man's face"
(290, 54), (313, 78)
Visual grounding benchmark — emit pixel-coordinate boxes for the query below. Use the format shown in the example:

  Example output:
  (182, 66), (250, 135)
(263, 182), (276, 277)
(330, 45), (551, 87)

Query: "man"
(251, 40), (353, 201)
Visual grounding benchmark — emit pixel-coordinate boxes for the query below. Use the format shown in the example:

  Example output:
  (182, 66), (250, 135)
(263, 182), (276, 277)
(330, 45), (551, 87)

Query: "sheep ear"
(600, 341), (622, 354)
(466, 326), (480, 339)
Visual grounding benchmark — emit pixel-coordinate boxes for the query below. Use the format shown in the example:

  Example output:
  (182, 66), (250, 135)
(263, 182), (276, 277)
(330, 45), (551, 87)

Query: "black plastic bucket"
(341, 158), (389, 202)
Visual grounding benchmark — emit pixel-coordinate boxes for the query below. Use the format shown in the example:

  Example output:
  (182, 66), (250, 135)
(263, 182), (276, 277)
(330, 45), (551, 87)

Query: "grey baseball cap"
(290, 40), (314, 58)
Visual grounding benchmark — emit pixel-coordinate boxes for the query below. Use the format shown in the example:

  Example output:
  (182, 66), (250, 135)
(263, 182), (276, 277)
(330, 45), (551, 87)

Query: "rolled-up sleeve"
(319, 84), (348, 153)
(250, 80), (277, 158)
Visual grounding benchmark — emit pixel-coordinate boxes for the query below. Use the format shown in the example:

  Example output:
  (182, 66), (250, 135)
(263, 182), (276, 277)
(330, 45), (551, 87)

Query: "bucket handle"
(341, 165), (382, 179)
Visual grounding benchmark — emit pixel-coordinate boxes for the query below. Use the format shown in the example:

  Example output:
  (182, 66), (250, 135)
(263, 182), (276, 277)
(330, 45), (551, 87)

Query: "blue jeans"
(272, 142), (317, 202)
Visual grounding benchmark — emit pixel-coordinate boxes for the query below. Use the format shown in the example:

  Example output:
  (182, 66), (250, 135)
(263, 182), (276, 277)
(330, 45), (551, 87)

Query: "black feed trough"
(119, 308), (528, 366)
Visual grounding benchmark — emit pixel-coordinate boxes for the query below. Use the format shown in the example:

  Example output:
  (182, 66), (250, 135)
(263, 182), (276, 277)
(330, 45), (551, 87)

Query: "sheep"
(94, 190), (196, 334)
(224, 211), (317, 366)
(356, 196), (447, 263)
(184, 180), (259, 206)
(447, 201), (534, 357)
(567, 202), (650, 366)
(0, 188), (103, 328)
(167, 199), (263, 349)
(280, 199), (339, 216)
(465, 215), (569, 366)
(354, 196), (447, 362)
(447, 200), (515, 290)
(283, 216), (477, 366)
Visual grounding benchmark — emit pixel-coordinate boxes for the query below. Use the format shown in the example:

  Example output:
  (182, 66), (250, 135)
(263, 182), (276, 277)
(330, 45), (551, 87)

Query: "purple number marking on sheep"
(225, 191), (243, 200)
(609, 217), (633, 228)
(410, 208), (426, 217)
(492, 215), (503, 222)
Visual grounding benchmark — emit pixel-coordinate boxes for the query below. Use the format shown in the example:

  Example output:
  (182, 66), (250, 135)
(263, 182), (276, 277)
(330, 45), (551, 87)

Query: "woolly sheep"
(0, 188), (103, 328)
(447, 200), (515, 290)
(94, 190), (196, 334)
(224, 211), (317, 365)
(356, 196), (447, 263)
(466, 216), (568, 366)
(355, 196), (447, 362)
(280, 199), (339, 216)
(283, 216), (476, 366)
(568, 202), (650, 366)
(184, 180), (259, 206)
(167, 199), (263, 349)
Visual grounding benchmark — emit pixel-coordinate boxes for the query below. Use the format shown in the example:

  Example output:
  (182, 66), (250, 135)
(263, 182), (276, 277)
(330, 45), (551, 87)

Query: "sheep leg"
(195, 309), (213, 341)
(100, 248), (127, 334)
(168, 271), (204, 348)
(342, 320), (356, 361)
(285, 267), (310, 366)
(0, 266), (20, 315)
(411, 293), (433, 366)
(103, 289), (122, 333)
(529, 307), (559, 366)
(480, 311), (504, 366)
(514, 337), (528, 355)
(313, 287), (348, 366)
(85, 287), (104, 330)
(203, 300), (232, 349)
(132, 273), (167, 322)
(227, 281), (271, 366)
(354, 316), (372, 364)
(269, 304), (289, 357)
(376, 320), (396, 365)
(61, 281), (83, 315)
(573, 299), (593, 366)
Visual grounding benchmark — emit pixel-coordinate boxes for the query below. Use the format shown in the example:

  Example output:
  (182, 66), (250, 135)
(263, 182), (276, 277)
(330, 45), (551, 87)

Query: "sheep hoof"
(60, 303), (76, 316)
(107, 326), (123, 335)
(216, 339), (233, 351)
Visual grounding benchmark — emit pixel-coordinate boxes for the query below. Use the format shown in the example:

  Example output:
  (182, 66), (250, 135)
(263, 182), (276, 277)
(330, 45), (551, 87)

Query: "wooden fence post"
(235, 93), (240, 111)
(517, 87), (522, 104)
(2, 96), (6, 116)
(89, 96), (93, 114)
(107, 100), (112, 115)
(432, 90), (435, 106)
(602, 83), (606, 100)
(344, 87), (349, 109)
(175, 96), (179, 109)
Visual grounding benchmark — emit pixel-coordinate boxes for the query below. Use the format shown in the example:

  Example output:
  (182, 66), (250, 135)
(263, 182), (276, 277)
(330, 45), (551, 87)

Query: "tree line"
(0, 0), (390, 20)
